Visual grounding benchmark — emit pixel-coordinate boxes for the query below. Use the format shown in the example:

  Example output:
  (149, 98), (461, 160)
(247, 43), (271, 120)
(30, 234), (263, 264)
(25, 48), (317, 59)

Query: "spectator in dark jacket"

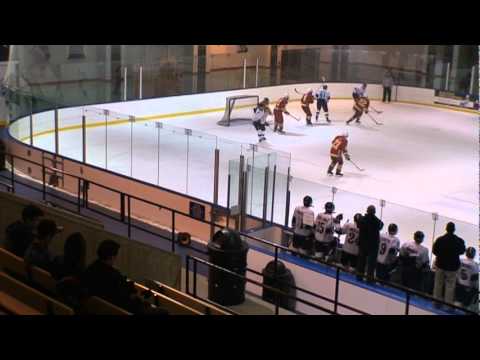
(82, 240), (165, 314)
(24, 219), (60, 273)
(4, 204), (44, 257)
(52, 232), (86, 280)
(432, 222), (466, 306)
(356, 205), (384, 283)
(51, 232), (87, 309)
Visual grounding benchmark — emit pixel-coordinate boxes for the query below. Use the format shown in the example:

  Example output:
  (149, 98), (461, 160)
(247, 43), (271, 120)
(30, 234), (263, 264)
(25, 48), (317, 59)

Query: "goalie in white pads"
(314, 202), (342, 261)
(376, 223), (400, 281)
(252, 97), (272, 143)
(337, 213), (362, 271)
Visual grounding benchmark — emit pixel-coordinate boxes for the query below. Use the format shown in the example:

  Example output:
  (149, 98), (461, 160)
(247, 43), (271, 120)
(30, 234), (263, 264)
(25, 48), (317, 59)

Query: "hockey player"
(337, 213), (362, 271)
(327, 132), (350, 176)
(252, 97), (272, 143)
(313, 202), (342, 261)
(399, 231), (430, 292)
(273, 94), (290, 134)
(291, 196), (315, 256)
(347, 83), (369, 125)
(455, 247), (479, 309)
(315, 85), (331, 123)
(300, 89), (315, 125)
(376, 223), (401, 281)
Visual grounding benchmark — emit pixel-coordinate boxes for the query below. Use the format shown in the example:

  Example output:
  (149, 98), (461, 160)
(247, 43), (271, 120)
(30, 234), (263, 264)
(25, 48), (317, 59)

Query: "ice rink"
(29, 99), (479, 256)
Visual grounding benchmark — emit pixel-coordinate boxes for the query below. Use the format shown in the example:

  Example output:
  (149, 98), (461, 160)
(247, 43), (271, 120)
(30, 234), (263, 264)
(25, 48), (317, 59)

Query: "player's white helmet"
(307, 88), (313, 93)
(283, 93), (289, 99)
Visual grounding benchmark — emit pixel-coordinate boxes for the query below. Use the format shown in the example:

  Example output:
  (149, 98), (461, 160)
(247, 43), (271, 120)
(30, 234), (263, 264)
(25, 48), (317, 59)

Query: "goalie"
(252, 97), (272, 143)
(347, 83), (370, 125)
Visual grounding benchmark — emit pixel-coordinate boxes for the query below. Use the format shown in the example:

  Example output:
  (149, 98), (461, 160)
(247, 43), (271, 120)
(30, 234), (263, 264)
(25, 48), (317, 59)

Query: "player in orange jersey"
(300, 89), (315, 125)
(273, 94), (290, 134)
(327, 132), (350, 176)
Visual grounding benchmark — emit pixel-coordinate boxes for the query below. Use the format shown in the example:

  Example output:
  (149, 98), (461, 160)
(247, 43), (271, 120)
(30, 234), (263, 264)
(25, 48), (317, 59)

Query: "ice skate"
(335, 172), (343, 177)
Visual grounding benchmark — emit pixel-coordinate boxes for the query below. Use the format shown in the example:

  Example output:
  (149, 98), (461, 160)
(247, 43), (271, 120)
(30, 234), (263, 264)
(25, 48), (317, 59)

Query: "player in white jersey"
(314, 85), (331, 123)
(352, 83), (367, 100)
(455, 247), (479, 308)
(376, 223), (400, 281)
(313, 202), (342, 261)
(291, 196), (315, 256)
(252, 98), (272, 143)
(337, 213), (361, 271)
(399, 231), (430, 291)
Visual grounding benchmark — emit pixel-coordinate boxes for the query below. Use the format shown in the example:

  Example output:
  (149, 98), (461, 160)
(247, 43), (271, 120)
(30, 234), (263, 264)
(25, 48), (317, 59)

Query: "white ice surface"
(31, 100), (479, 258)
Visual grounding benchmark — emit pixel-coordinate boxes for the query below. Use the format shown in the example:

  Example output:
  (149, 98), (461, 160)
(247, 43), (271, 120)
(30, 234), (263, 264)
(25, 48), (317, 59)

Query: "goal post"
(217, 95), (260, 126)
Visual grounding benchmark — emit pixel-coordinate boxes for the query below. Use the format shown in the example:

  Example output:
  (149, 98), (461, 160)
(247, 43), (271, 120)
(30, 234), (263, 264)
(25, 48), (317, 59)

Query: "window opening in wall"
(68, 45), (86, 60)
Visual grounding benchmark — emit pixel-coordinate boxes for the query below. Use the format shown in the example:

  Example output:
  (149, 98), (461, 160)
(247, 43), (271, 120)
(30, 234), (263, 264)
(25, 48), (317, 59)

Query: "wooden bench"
(0, 291), (43, 315)
(0, 272), (74, 315)
(134, 283), (203, 315)
(81, 296), (132, 315)
(0, 247), (57, 295)
(147, 279), (234, 315)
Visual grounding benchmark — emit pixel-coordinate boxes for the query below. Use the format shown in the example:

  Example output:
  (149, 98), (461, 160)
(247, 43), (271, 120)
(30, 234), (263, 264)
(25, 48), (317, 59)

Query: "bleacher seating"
(0, 271), (74, 315)
(0, 191), (231, 315)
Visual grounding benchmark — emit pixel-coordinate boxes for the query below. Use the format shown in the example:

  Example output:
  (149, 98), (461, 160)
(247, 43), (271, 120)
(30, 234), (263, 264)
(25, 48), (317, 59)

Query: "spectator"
(24, 219), (60, 273)
(356, 205), (384, 283)
(455, 247), (479, 309)
(82, 240), (166, 314)
(432, 222), (466, 306)
(376, 223), (400, 281)
(399, 231), (430, 292)
(51, 233), (87, 309)
(291, 196), (315, 256)
(382, 69), (395, 103)
(51, 232), (86, 280)
(4, 204), (44, 257)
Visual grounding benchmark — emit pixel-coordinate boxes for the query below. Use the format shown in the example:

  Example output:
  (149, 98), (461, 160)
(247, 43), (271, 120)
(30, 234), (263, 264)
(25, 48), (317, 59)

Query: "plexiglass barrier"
(3, 46), (477, 118)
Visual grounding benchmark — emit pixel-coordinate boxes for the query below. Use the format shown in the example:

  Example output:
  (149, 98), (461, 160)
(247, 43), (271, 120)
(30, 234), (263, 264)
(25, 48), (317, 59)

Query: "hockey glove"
(284, 111), (290, 115)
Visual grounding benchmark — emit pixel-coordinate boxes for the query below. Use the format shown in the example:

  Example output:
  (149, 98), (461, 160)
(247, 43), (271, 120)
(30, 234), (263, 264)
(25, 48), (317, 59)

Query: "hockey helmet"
(261, 97), (270, 105)
(283, 93), (290, 99)
(388, 223), (398, 235)
(353, 213), (362, 223)
(303, 196), (313, 207)
(323, 85), (328, 90)
(466, 246), (476, 259)
(324, 202), (335, 213)
(362, 82), (367, 88)
(307, 88), (313, 94)
(414, 231), (425, 243)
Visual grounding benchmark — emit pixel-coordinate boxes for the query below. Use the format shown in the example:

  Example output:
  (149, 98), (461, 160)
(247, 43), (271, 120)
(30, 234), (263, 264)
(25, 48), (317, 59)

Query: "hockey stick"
(366, 112), (383, 125)
(287, 113), (300, 122)
(369, 105), (383, 114)
(294, 88), (303, 96)
(348, 159), (365, 172)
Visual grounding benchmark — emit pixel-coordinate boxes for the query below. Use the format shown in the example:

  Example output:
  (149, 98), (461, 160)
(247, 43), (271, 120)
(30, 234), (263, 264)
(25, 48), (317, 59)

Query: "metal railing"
(0, 149), (478, 315)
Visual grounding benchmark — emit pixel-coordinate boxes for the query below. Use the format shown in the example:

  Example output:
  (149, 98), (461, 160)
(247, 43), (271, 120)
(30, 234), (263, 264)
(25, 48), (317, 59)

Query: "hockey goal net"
(217, 95), (259, 126)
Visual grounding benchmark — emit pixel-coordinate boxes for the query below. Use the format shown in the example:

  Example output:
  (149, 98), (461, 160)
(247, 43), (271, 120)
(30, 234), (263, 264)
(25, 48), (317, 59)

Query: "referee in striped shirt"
(315, 85), (331, 123)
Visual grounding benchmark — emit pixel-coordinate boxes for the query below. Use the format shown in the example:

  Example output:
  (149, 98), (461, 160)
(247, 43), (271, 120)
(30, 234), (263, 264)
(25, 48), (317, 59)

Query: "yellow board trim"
(15, 97), (479, 142)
